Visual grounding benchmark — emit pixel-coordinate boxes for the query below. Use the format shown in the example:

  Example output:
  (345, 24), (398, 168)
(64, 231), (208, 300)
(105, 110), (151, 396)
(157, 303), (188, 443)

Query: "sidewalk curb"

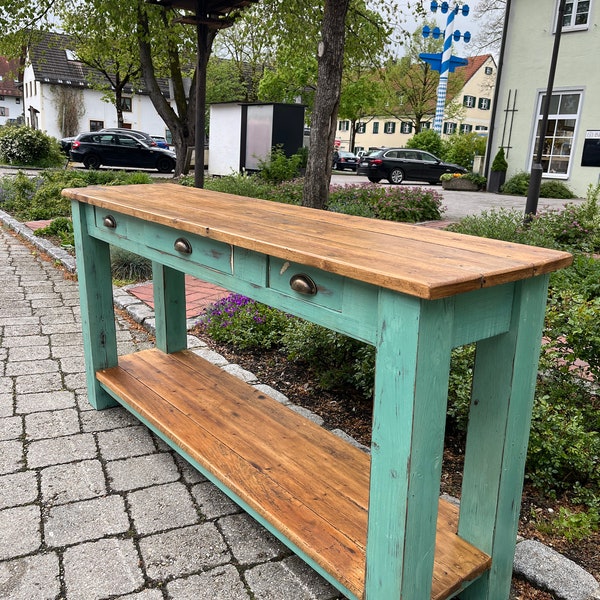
(1, 208), (598, 600)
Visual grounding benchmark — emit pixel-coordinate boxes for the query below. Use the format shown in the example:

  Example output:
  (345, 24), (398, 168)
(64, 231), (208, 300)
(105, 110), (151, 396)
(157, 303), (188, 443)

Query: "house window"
(460, 124), (473, 133)
(120, 97), (132, 112)
(165, 130), (172, 145)
(420, 121), (431, 130)
(400, 121), (412, 134)
(561, 0), (590, 29)
(0, 95), (4, 101)
(15, 97), (20, 104)
(338, 120), (350, 132)
(356, 122), (366, 134)
(443, 122), (457, 135)
(475, 125), (489, 131)
(372, 121), (379, 134)
(532, 90), (581, 177)
(485, 66), (493, 75)
(478, 98), (491, 110)
(384, 121), (396, 134)
(89, 120), (104, 131)
(0, 107), (7, 116)
(463, 95), (476, 108)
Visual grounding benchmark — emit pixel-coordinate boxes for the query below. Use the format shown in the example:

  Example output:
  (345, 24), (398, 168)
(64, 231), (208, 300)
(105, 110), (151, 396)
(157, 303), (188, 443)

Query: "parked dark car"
(69, 131), (176, 173)
(333, 150), (359, 172)
(100, 128), (158, 147)
(60, 137), (75, 156)
(357, 148), (467, 184)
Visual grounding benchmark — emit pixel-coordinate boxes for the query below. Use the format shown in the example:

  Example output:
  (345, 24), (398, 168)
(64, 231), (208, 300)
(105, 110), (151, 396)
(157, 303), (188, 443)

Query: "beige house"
(488, 1), (600, 198)
(337, 54), (497, 155)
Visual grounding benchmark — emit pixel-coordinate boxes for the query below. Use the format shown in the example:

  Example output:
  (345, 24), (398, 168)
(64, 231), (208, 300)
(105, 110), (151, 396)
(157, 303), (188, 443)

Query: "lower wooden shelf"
(97, 348), (491, 599)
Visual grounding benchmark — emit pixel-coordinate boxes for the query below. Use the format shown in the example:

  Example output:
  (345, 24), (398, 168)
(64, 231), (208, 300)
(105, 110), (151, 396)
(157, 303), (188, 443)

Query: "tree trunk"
(302, 0), (350, 209)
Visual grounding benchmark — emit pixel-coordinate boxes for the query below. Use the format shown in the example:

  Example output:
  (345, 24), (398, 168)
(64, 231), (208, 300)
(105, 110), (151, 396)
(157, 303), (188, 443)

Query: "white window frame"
(400, 121), (412, 134)
(478, 98), (491, 110)
(463, 95), (476, 108)
(444, 122), (457, 135)
(529, 88), (583, 179)
(356, 122), (366, 134)
(460, 124), (473, 133)
(0, 107), (7, 116)
(338, 120), (350, 132)
(557, 0), (591, 31)
(372, 121), (379, 134)
(384, 121), (396, 134)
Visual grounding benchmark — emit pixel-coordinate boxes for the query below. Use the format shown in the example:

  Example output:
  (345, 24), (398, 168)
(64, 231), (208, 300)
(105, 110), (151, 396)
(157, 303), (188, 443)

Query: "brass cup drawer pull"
(289, 274), (318, 296)
(174, 237), (193, 255)
(103, 215), (117, 229)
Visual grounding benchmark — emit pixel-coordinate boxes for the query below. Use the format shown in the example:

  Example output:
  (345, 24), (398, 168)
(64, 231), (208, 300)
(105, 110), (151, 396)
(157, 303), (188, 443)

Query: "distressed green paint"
(152, 262), (187, 353)
(71, 201), (118, 409)
(458, 276), (550, 600)
(366, 290), (454, 599)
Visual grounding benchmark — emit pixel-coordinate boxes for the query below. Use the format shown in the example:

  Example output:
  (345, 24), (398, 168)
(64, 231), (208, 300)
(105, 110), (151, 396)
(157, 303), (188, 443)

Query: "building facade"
(489, 0), (600, 197)
(0, 58), (22, 127)
(20, 32), (171, 141)
(337, 55), (497, 155)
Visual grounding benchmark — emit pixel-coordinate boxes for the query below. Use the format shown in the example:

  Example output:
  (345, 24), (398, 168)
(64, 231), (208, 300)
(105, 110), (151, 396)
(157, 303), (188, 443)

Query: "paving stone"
(252, 383), (292, 405)
(63, 372), (87, 390)
(192, 481), (241, 519)
(167, 564), (250, 600)
(106, 453), (180, 491)
(116, 591), (164, 600)
(96, 425), (157, 460)
(41, 459), (106, 505)
(24, 408), (80, 440)
(63, 538), (144, 600)
(8, 345), (50, 362)
(175, 455), (207, 485)
(58, 355), (86, 374)
(0, 439), (24, 474)
(16, 390), (76, 414)
(27, 432), (97, 468)
(15, 372), (63, 395)
(221, 363), (259, 383)
(218, 513), (286, 565)
(0, 552), (60, 600)
(5, 359), (59, 377)
(44, 495), (129, 547)
(128, 482), (199, 535)
(1, 335), (48, 348)
(0, 415), (22, 440)
(81, 407), (141, 433)
(139, 523), (230, 580)
(0, 471), (38, 509)
(191, 346), (229, 366)
(244, 557), (342, 600)
(0, 505), (41, 560)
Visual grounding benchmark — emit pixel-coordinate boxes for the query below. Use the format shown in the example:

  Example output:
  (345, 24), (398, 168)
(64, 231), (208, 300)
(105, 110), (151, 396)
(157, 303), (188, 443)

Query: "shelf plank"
(97, 348), (491, 599)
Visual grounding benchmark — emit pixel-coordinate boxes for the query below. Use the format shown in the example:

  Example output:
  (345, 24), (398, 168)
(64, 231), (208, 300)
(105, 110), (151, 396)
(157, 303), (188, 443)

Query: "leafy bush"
(491, 147), (508, 172)
(406, 129), (444, 158)
(442, 133), (487, 169)
(0, 126), (64, 167)
(257, 146), (304, 183)
(501, 171), (530, 195)
(33, 216), (74, 247)
(539, 180), (576, 199)
(199, 293), (291, 350)
(200, 172), (274, 199)
(328, 184), (444, 222)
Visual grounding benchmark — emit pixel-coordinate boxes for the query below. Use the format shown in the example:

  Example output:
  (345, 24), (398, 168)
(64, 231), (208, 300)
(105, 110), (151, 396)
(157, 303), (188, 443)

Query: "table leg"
(71, 201), (118, 410)
(365, 291), (454, 599)
(152, 262), (187, 354)
(458, 276), (550, 599)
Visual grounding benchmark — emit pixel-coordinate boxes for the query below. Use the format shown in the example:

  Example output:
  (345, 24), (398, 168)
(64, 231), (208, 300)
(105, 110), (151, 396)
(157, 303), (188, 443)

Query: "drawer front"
(268, 258), (343, 312)
(93, 208), (232, 275)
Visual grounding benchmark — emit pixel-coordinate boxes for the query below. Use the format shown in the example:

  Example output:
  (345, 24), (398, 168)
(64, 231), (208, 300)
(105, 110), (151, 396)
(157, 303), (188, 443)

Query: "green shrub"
(257, 146), (303, 183)
(202, 172), (274, 199)
(406, 129), (444, 158)
(539, 180), (576, 199)
(328, 184), (444, 222)
(491, 148), (508, 172)
(199, 293), (290, 350)
(447, 208), (527, 242)
(0, 126), (64, 167)
(501, 171), (530, 195)
(443, 133), (487, 169)
(33, 216), (74, 247)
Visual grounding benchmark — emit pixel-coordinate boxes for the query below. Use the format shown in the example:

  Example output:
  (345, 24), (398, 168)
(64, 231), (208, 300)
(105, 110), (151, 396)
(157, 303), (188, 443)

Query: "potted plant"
(488, 148), (508, 193)
(440, 172), (486, 191)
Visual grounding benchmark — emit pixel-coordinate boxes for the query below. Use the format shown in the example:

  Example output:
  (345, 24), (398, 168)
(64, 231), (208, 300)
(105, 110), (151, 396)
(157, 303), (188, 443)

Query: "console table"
(64, 183), (571, 599)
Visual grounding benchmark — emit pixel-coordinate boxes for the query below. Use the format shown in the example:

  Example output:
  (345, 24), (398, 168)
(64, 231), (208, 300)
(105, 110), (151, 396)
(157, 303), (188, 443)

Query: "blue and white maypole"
(420, 2), (471, 134)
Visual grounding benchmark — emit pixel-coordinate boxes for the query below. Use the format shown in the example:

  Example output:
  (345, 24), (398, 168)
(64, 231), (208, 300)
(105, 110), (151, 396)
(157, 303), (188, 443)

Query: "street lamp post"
(524, 0), (567, 221)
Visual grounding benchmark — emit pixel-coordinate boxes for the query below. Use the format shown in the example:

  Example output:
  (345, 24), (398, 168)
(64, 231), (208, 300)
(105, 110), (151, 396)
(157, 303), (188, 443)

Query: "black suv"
(357, 148), (466, 184)
(70, 131), (176, 173)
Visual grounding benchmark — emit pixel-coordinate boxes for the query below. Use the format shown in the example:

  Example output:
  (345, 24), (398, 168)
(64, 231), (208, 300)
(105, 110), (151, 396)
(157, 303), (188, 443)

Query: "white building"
(488, 1), (600, 197)
(21, 32), (171, 141)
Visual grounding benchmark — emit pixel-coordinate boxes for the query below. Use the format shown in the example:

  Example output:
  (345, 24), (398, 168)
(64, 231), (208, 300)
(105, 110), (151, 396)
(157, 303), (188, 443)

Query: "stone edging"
(1, 207), (598, 600)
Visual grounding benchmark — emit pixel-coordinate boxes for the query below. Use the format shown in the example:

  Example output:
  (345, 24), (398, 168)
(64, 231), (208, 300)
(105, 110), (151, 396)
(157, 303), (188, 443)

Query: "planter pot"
(442, 178), (479, 191)
(487, 170), (506, 194)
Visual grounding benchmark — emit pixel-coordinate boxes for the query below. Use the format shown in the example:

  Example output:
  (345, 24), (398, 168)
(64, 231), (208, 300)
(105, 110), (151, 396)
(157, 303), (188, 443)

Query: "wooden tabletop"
(63, 183), (573, 299)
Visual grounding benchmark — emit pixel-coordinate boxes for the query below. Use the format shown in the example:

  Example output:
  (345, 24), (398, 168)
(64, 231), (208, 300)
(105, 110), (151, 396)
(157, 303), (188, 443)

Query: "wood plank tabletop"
(63, 183), (573, 299)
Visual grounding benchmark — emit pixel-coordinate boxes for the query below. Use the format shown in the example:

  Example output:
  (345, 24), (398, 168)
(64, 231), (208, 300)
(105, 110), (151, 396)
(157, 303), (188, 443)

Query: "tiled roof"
(460, 54), (495, 84)
(0, 57), (21, 97)
(28, 31), (170, 97)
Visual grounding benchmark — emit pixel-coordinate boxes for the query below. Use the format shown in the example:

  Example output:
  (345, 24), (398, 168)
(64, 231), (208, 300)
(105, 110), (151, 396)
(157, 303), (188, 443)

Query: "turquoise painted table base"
(65, 184), (572, 599)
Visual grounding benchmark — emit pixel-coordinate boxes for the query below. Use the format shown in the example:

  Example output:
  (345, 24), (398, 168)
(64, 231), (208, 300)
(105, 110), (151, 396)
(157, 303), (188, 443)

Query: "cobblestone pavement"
(0, 226), (343, 600)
